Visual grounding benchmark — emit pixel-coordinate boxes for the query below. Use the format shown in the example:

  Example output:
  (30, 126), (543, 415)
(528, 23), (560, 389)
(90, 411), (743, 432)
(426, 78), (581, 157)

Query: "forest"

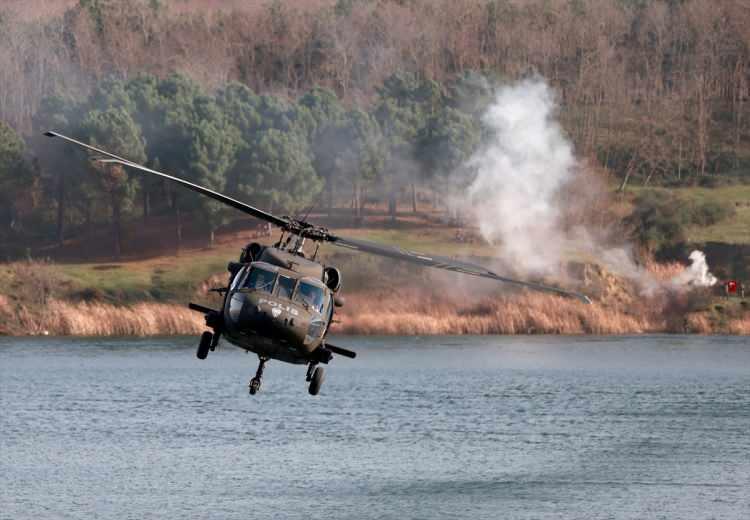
(0, 0), (748, 259)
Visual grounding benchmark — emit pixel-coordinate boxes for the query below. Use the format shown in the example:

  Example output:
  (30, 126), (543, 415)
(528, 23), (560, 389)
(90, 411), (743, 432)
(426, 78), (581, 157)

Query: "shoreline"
(1, 295), (747, 337)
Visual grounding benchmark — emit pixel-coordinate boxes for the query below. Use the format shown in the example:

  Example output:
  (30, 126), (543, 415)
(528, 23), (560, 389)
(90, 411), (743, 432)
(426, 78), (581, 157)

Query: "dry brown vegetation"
(332, 285), (747, 336)
(0, 298), (203, 336)
(1, 240), (746, 337)
(728, 317), (750, 335)
(1, 263), (746, 336)
(326, 257), (749, 335)
(332, 290), (653, 335)
(1, 248), (748, 336)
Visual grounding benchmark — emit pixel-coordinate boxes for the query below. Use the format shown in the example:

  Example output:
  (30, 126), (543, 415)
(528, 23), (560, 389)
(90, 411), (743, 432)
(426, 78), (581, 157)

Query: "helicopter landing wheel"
(305, 362), (317, 382)
(209, 331), (220, 352)
(248, 357), (267, 395)
(308, 366), (325, 396)
(196, 331), (212, 360)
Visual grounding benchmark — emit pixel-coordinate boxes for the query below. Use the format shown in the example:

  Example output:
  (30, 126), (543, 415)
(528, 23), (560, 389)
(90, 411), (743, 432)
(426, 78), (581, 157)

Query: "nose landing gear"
(308, 365), (325, 396)
(249, 356), (268, 395)
(305, 362), (317, 382)
(196, 331), (214, 360)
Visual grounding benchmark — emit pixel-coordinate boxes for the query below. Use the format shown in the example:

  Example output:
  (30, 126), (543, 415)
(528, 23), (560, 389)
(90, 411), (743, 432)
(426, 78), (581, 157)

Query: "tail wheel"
(196, 331), (212, 360)
(308, 366), (325, 396)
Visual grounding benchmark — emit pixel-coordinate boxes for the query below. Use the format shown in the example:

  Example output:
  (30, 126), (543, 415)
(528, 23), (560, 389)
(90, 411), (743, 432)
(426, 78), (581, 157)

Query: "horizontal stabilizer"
(188, 303), (218, 315)
(326, 343), (357, 359)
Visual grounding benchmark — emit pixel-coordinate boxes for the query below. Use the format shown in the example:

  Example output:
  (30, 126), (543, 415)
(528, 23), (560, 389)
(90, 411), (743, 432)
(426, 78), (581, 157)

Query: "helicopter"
(45, 131), (591, 396)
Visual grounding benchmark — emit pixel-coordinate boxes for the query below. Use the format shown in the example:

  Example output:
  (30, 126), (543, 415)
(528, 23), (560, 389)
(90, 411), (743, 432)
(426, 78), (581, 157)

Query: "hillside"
(0, 206), (748, 336)
(0, 0), (748, 335)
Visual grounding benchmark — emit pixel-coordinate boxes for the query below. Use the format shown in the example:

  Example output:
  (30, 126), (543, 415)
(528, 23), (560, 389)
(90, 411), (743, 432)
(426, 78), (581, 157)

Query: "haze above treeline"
(0, 0), (748, 259)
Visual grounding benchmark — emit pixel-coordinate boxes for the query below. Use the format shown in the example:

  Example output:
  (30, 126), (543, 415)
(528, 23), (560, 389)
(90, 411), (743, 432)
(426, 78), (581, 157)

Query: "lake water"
(1, 335), (749, 520)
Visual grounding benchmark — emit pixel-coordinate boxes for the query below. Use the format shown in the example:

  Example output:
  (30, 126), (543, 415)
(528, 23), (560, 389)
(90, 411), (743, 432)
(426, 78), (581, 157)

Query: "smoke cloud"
(465, 79), (573, 275)
(671, 250), (717, 288)
(460, 78), (717, 293)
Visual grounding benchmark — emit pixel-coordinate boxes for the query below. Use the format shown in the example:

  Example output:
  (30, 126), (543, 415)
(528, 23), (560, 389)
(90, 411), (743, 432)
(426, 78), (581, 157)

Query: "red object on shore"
(727, 280), (738, 294)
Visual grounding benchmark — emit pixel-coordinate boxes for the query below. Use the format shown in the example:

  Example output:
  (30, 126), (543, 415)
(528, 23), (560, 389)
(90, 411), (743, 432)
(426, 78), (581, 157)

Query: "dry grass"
(683, 313), (713, 334)
(645, 259), (688, 281)
(3, 300), (203, 336)
(333, 289), (657, 335)
(728, 317), (750, 335)
(331, 269), (748, 335)
(0, 257), (746, 336)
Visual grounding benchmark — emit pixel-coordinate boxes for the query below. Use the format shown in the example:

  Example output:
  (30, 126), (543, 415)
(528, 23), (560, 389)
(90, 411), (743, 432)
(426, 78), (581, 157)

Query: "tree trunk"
(388, 187), (397, 223)
(142, 181), (150, 223)
(112, 194), (122, 261)
(411, 183), (417, 214)
(735, 62), (744, 169)
(85, 199), (93, 238)
(208, 227), (215, 249)
(55, 171), (65, 246)
(327, 176), (334, 218)
(696, 77), (708, 177)
(353, 179), (362, 224)
(618, 150), (639, 193)
(175, 204), (182, 255)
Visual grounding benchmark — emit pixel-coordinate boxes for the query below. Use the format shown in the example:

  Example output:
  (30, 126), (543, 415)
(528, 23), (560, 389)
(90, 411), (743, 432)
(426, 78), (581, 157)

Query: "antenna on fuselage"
(275, 230), (286, 248)
(291, 230), (307, 256)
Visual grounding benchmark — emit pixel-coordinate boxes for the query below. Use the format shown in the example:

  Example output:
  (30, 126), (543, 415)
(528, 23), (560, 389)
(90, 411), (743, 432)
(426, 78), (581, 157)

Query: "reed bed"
(333, 290), (659, 335)
(728, 317), (750, 335)
(2, 299), (204, 336)
(0, 258), (746, 336)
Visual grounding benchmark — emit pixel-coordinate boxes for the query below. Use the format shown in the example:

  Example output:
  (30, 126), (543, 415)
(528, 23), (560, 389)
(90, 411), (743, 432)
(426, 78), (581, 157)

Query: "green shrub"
(626, 191), (686, 252)
(688, 201), (736, 226)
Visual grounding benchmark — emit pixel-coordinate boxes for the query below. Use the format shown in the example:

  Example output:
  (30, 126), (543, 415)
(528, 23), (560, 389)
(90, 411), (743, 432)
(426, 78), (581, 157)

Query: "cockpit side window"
(275, 275), (296, 299)
(243, 267), (277, 293)
(231, 267), (249, 290)
(294, 282), (325, 313)
(230, 266), (248, 290)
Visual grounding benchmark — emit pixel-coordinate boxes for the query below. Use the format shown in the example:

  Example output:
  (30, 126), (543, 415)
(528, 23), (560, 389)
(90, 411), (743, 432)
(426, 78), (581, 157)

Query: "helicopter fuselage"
(217, 248), (335, 365)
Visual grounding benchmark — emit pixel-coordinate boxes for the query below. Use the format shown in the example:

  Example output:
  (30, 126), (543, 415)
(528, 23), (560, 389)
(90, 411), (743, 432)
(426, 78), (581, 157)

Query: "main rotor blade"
(44, 131), (289, 229)
(327, 235), (592, 304)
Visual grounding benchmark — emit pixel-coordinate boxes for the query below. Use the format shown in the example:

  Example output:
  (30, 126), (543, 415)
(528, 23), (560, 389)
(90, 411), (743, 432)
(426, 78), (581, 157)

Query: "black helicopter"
(46, 131), (591, 396)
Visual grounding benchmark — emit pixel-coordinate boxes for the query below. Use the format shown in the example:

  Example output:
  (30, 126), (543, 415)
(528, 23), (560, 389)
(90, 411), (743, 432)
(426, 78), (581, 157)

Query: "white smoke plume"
(465, 79), (573, 275)
(671, 250), (718, 288)
(460, 78), (717, 293)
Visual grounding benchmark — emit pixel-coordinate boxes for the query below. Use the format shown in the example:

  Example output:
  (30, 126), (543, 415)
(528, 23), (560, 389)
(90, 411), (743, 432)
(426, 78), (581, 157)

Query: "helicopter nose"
(227, 291), (302, 341)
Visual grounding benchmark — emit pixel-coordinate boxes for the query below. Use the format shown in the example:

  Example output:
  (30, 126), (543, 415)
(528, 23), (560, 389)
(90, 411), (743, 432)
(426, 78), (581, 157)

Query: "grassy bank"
(1, 290), (747, 337)
(0, 259), (747, 337)
(1, 214), (748, 337)
(629, 185), (750, 245)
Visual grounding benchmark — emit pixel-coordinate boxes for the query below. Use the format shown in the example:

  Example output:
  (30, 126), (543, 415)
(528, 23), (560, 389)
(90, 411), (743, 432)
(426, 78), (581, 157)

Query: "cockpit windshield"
(275, 275), (296, 299)
(243, 267), (276, 293)
(294, 282), (325, 313)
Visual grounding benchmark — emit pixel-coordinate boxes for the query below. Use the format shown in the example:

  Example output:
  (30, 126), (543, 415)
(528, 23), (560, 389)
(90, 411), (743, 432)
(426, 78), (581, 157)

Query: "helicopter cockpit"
(243, 266), (276, 292)
(294, 281), (326, 313)
(229, 262), (328, 313)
